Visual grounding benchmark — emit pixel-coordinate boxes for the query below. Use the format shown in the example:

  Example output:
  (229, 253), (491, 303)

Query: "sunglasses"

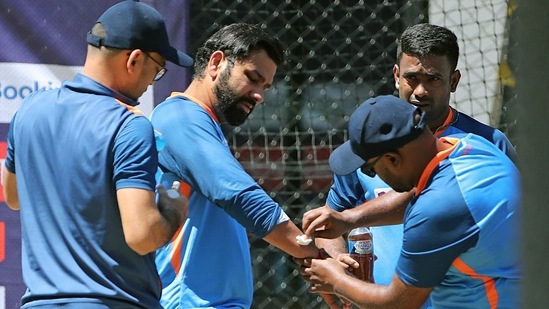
(360, 155), (383, 177)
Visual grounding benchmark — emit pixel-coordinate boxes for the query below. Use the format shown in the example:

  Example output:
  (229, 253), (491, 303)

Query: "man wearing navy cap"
(296, 95), (521, 308)
(2, 1), (190, 308)
(300, 24), (518, 309)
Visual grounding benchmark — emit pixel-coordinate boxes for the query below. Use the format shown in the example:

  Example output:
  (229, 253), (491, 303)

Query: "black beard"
(213, 69), (255, 126)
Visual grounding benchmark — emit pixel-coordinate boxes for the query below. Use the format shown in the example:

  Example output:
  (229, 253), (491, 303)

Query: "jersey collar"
(68, 73), (140, 107)
(433, 107), (458, 137)
(415, 137), (459, 194)
(168, 91), (220, 123)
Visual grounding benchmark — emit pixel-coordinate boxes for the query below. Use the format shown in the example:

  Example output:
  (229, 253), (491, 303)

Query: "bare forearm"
(333, 275), (430, 309)
(263, 220), (320, 258)
(307, 267), (429, 309)
(333, 277), (390, 309)
(118, 187), (186, 255)
(345, 189), (414, 229)
(315, 236), (347, 258)
(135, 211), (179, 254)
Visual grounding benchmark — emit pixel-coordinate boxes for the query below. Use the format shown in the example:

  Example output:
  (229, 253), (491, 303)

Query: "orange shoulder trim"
(415, 137), (458, 194)
(168, 92), (219, 123)
(115, 99), (144, 115)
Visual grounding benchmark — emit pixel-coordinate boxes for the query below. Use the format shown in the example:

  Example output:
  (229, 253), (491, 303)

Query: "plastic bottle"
(154, 129), (166, 152)
(347, 227), (374, 283)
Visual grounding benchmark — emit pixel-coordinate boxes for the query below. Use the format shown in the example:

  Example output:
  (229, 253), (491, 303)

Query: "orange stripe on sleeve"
(169, 226), (185, 275)
(452, 257), (499, 309)
(179, 181), (191, 199)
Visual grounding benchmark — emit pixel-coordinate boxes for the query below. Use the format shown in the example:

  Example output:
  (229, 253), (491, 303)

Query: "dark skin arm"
(262, 219), (321, 258)
(302, 189), (414, 240)
(117, 182), (188, 255)
(301, 189), (413, 308)
(296, 256), (432, 309)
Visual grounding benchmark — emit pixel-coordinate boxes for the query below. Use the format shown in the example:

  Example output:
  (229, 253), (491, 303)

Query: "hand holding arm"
(297, 256), (431, 309)
(117, 181), (188, 255)
(156, 181), (189, 234)
(302, 189), (414, 243)
(262, 219), (321, 259)
(301, 205), (352, 240)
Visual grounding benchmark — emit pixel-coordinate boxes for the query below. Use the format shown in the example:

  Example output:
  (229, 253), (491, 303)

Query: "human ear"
(386, 151), (402, 172)
(450, 69), (461, 92)
(126, 49), (144, 74)
(208, 51), (225, 79)
(393, 64), (400, 90)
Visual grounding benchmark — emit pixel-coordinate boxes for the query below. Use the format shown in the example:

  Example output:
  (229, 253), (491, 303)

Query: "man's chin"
(225, 113), (249, 126)
(393, 185), (413, 193)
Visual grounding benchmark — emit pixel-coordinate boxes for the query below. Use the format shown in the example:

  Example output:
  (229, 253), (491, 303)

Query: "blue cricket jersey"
(397, 134), (520, 308)
(150, 93), (283, 309)
(327, 107), (518, 308)
(4, 74), (162, 308)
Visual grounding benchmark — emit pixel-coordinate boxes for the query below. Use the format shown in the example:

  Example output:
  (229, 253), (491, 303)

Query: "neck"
(82, 51), (121, 91)
(183, 79), (216, 110)
(428, 107), (453, 134)
(408, 129), (442, 186)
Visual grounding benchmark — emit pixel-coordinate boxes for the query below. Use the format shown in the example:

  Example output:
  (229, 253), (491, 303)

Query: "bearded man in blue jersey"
(297, 95), (521, 308)
(299, 23), (518, 309)
(150, 23), (323, 309)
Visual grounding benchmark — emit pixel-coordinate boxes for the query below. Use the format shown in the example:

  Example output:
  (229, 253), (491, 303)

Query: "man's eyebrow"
(403, 70), (443, 78)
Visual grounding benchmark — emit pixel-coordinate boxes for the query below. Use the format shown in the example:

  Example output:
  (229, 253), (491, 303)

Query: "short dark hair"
(193, 23), (285, 79)
(396, 23), (459, 71)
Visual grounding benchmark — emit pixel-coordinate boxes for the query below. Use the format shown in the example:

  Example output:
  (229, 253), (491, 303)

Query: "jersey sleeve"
(112, 115), (157, 191)
(152, 98), (281, 238)
(326, 171), (366, 211)
(492, 129), (518, 165)
(443, 112), (518, 165)
(395, 179), (479, 288)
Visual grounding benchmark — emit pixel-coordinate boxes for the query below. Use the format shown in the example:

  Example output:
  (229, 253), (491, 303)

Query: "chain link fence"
(0, 0), (515, 307)
(188, 0), (515, 308)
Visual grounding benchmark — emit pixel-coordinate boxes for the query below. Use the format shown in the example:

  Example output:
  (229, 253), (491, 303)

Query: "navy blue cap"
(86, 0), (193, 67)
(329, 95), (427, 175)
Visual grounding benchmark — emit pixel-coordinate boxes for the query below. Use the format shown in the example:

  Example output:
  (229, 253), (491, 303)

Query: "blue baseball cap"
(329, 95), (427, 175)
(86, 0), (193, 67)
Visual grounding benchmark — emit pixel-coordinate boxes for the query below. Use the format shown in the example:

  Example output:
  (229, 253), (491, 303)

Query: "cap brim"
(161, 46), (194, 68)
(329, 141), (365, 176)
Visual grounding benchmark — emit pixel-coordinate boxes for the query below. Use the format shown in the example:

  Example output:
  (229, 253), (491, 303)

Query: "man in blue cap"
(296, 95), (521, 308)
(2, 1), (191, 308)
(300, 24), (518, 308)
